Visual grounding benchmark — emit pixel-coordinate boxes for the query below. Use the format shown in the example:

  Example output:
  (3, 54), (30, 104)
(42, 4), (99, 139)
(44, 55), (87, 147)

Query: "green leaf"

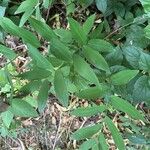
(139, 0), (150, 13)
(69, 18), (87, 45)
(83, 14), (95, 35)
(15, 0), (38, 14)
(144, 24), (150, 39)
(1, 108), (14, 128)
(83, 46), (110, 72)
(20, 80), (42, 94)
(19, 8), (35, 27)
(27, 44), (53, 71)
(110, 70), (139, 85)
(77, 86), (108, 99)
(98, 133), (109, 150)
(0, 44), (16, 60)
(0, 17), (40, 48)
(0, 70), (8, 86)
(139, 52), (150, 72)
(105, 117), (125, 150)
(54, 28), (73, 43)
(111, 96), (145, 121)
(96, 0), (107, 14)
(0, 6), (6, 17)
(11, 99), (38, 117)
(50, 38), (72, 61)
(79, 139), (97, 150)
(133, 75), (150, 103)
(37, 80), (49, 113)
(29, 17), (57, 41)
(71, 124), (102, 140)
(71, 105), (106, 117)
(106, 46), (123, 66)
(18, 68), (51, 80)
(54, 69), (69, 107)
(88, 39), (114, 52)
(73, 54), (99, 85)
(123, 46), (141, 68)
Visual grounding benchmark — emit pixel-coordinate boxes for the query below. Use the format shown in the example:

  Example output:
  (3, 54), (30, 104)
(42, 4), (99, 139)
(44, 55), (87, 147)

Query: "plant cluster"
(0, 0), (150, 149)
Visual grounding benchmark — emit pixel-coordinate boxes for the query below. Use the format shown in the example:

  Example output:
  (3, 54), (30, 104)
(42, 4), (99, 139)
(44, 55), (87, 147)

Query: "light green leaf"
(15, 0), (38, 14)
(79, 139), (97, 150)
(139, 0), (150, 13)
(145, 24), (150, 39)
(50, 38), (72, 61)
(19, 8), (35, 27)
(111, 96), (145, 121)
(0, 6), (6, 17)
(83, 46), (110, 72)
(73, 54), (99, 85)
(27, 44), (53, 71)
(105, 116), (125, 150)
(71, 105), (106, 117)
(54, 69), (69, 107)
(71, 124), (102, 140)
(88, 39), (114, 52)
(37, 80), (49, 113)
(18, 68), (51, 80)
(1, 108), (14, 128)
(11, 99), (38, 117)
(0, 44), (16, 60)
(20, 80), (42, 94)
(77, 86), (107, 99)
(0, 17), (40, 48)
(96, 0), (107, 14)
(99, 133), (109, 150)
(83, 14), (95, 35)
(29, 17), (57, 41)
(69, 18), (87, 45)
(110, 70), (139, 85)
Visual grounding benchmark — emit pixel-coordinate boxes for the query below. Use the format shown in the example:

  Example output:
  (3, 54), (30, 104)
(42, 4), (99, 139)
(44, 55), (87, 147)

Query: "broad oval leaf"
(54, 69), (69, 107)
(69, 18), (87, 45)
(123, 46), (141, 69)
(110, 69), (139, 85)
(104, 116), (125, 150)
(73, 54), (99, 85)
(71, 124), (102, 140)
(37, 80), (49, 113)
(71, 105), (106, 117)
(133, 75), (150, 103)
(0, 44), (16, 60)
(88, 39), (114, 52)
(11, 99), (38, 117)
(111, 96), (145, 121)
(83, 46), (110, 72)
(139, 52), (150, 72)
(96, 0), (107, 14)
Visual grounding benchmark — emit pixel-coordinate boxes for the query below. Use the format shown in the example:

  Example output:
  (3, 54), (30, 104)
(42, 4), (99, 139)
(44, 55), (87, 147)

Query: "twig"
(52, 112), (63, 150)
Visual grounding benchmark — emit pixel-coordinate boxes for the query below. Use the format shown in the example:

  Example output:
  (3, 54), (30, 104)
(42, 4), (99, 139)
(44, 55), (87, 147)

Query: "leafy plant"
(0, 0), (150, 149)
